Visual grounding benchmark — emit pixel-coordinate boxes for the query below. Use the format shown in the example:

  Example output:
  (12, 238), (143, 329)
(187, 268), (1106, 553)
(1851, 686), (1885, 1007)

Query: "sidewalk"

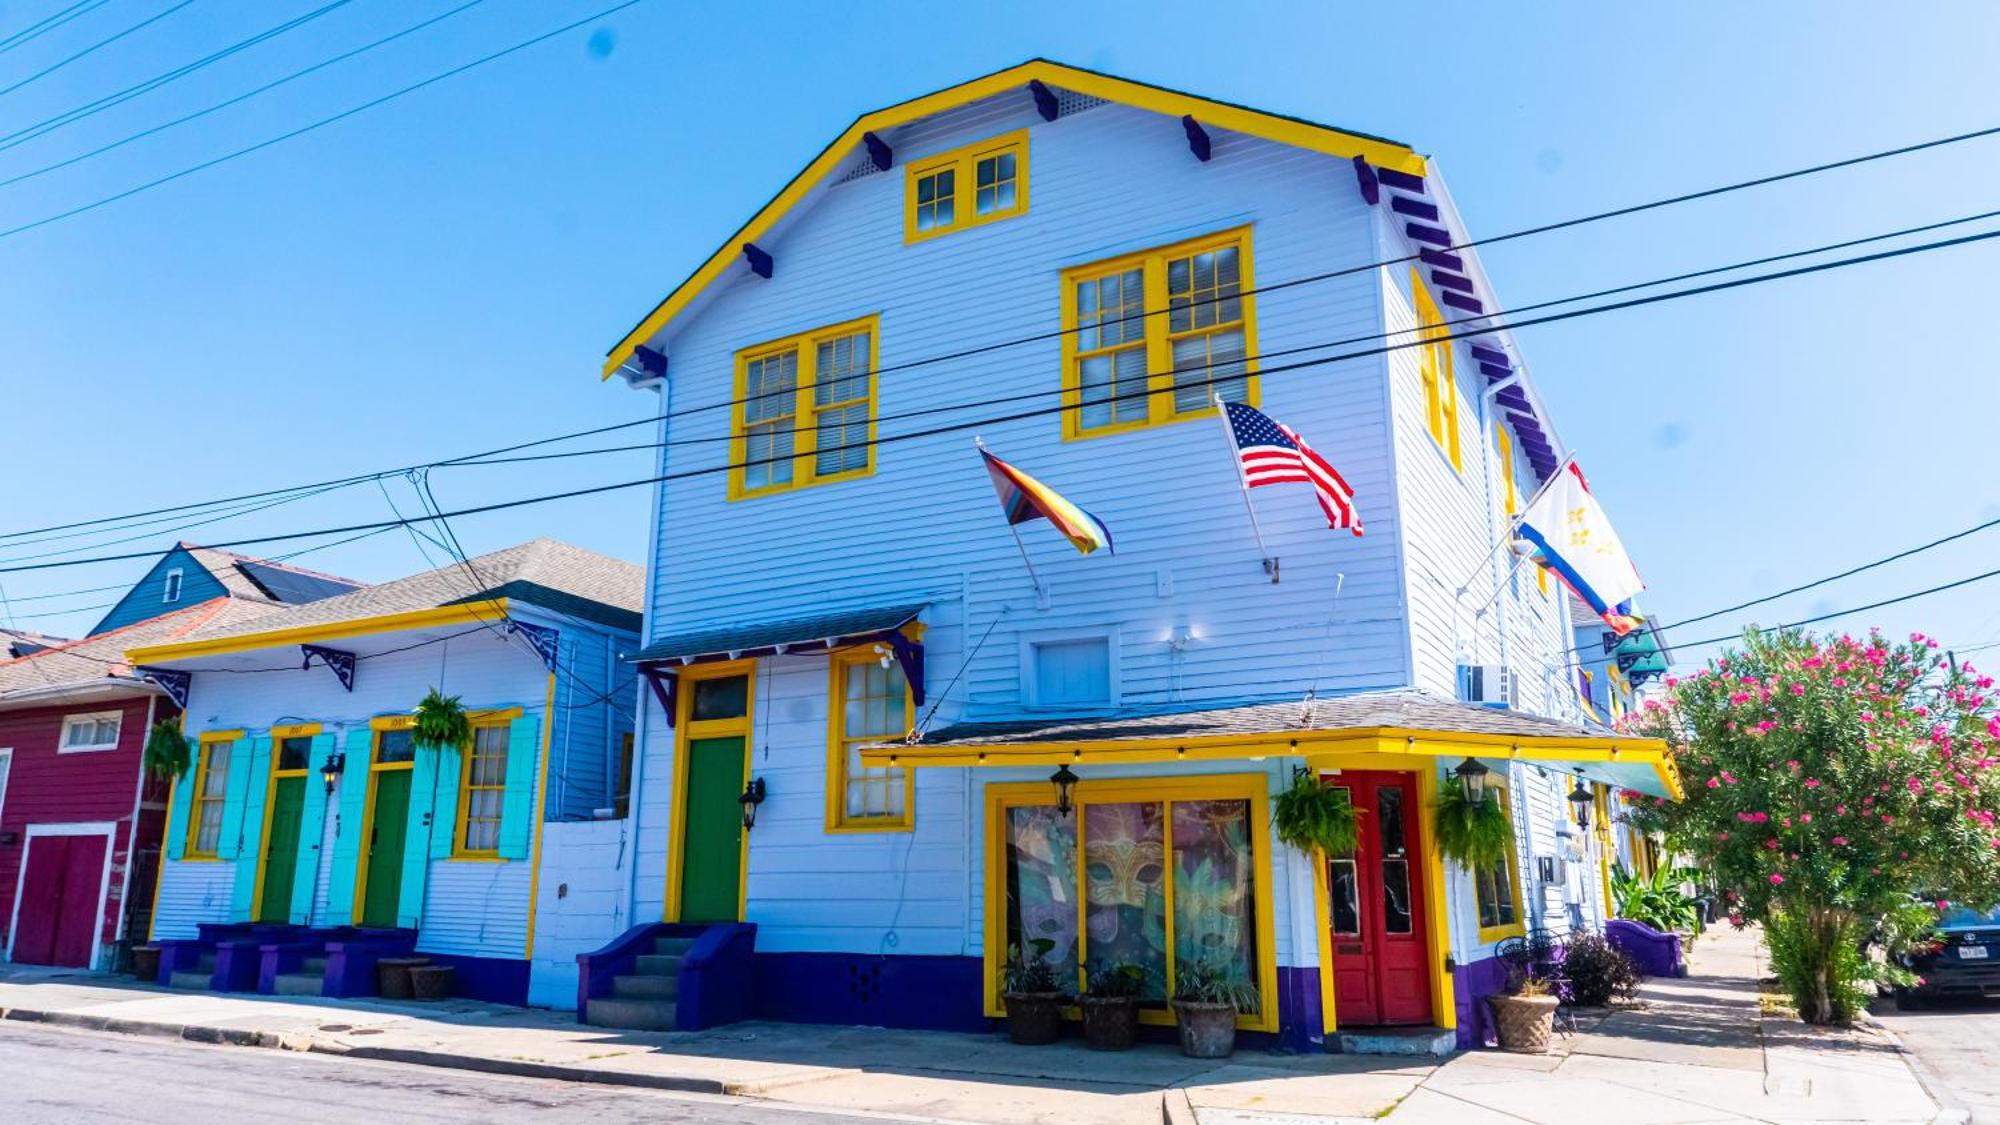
(0, 927), (1946, 1125)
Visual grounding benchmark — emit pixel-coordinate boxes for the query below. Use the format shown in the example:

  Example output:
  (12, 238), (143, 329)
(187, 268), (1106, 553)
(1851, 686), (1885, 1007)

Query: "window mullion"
(795, 342), (818, 484)
(1142, 257), (1172, 426)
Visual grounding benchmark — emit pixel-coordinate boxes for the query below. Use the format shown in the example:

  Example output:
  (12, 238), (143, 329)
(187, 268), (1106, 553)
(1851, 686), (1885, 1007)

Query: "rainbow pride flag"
(980, 448), (1114, 555)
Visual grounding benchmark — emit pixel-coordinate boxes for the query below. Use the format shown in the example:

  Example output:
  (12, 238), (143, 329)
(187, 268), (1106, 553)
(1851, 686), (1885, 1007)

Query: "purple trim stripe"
(1375, 165), (1424, 193)
(1440, 290), (1484, 314)
(1391, 195), (1440, 221)
(1404, 222), (1452, 247)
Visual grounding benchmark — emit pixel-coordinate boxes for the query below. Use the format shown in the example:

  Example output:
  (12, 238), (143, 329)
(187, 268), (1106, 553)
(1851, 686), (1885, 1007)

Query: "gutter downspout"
(625, 370), (670, 929)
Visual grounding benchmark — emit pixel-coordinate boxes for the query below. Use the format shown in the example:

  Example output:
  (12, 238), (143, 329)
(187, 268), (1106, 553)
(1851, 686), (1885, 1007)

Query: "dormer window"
(904, 131), (1028, 243)
(163, 568), (183, 604)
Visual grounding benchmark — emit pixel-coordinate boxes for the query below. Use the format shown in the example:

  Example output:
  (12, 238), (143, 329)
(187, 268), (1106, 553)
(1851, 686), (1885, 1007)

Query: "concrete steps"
(273, 956), (329, 997)
(1335, 1025), (1456, 1057)
(585, 935), (693, 1030)
(167, 954), (216, 990)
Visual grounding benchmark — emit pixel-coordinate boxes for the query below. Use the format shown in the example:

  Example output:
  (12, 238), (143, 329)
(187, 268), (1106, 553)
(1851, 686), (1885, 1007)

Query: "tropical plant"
(1273, 771), (1360, 857)
(412, 688), (471, 753)
(1171, 957), (1259, 1009)
(1624, 627), (2000, 1024)
(1560, 932), (1643, 1006)
(1610, 864), (1706, 935)
(1432, 784), (1512, 868)
(1003, 939), (1065, 995)
(1085, 962), (1146, 999)
(142, 720), (191, 781)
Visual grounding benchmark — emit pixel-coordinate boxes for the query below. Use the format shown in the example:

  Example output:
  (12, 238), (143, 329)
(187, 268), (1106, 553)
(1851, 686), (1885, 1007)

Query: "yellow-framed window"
(826, 646), (914, 831)
(187, 735), (236, 859)
(1473, 781), (1525, 942)
(455, 721), (510, 856)
(904, 130), (1029, 242)
(1413, 273), (1461, 470)
(729, 315), (880, 499)
(1496, 424), (1518, 517)
(1061, 226), (1258, 440)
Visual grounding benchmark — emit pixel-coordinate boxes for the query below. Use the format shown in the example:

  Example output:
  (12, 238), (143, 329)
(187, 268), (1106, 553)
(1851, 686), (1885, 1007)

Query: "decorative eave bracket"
(137, 666), (191, 710)
(300, 644), (356, 692)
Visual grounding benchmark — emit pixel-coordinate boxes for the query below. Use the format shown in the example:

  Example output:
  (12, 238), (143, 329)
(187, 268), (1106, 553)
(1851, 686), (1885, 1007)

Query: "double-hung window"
(59, 710), (121, 752)
(905, 131), (1028, 242)
(1473, 780), (1525, 941)
(827, 646), (912, 830)
(730, 315), (880, 499)
(187, 735), (235, 858)
(456, 722), (509, 856)
(1413, 273), (1461, 470)
(1062, 228), (1257, 439)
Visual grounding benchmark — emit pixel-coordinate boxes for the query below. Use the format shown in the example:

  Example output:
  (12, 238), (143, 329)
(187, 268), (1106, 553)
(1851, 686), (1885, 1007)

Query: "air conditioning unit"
(1458, 664), (1519, 709)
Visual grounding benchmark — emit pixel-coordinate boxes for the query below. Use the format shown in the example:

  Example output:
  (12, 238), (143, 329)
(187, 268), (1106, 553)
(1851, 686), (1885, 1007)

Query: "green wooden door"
(258, 776), (306, 924)
(361, 770), (411, 928)
(679, 736), (746, 923)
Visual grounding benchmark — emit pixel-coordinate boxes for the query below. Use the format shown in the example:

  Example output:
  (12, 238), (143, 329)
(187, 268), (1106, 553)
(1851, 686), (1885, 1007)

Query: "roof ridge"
(3, 597), (232, 665)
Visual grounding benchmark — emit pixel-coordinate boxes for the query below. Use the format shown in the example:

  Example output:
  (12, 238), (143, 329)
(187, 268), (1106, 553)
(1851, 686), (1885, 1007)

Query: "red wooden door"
(1326, 771), (1433, 1026)
(12, 833), (108, 968)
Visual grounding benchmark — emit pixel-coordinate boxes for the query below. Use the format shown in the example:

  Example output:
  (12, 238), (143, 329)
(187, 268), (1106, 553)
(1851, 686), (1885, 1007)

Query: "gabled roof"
(0, 597), (279, 705)
(180, 543), (363, 605)
(127, 539), (645, 663)
(601, 59), (1427, 378)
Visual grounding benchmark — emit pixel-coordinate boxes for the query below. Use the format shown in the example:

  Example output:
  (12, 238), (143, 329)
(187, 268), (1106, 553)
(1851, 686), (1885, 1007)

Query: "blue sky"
(3, 1), (1997, 667)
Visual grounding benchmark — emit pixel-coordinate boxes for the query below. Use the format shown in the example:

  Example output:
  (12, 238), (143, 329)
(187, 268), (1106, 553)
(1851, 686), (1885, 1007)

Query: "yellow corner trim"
(471, 707), (524, 724)
(269, 723), (322, 740)
(126, 599), (511, 665)
(602, 59), (1425, 376)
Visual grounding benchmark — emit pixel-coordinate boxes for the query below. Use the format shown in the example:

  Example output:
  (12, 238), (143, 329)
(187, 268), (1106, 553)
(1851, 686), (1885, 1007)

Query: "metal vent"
(834, 158), (882, 185)
(1054, 89), (1109, 116)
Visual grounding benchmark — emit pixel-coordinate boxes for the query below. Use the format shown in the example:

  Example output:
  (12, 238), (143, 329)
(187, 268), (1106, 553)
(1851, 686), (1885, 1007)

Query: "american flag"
(1223, 402), (1362, 535)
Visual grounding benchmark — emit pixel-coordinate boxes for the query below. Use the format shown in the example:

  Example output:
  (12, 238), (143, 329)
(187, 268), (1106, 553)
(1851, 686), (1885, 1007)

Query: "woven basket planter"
(1172, 1001), (1237, 1059)
(376, 957), (431, 1000)
(1080, 995), (1139, 1051)
(408, 964), (456, 1001)
(130, 945), (161, 983)
(1492, 993), (1558, 1053)
(1003, 992), (1066, 1045)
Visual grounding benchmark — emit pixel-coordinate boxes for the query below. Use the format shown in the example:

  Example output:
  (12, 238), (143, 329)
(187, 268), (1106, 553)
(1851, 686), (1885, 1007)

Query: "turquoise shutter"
(289, 733), (335, 924)
(428, 739), (463, 860)
(495, 714), (540, 860)
(396, 745), (441, 928)
(324, 726), (374, 922)
(215, 736), (255, 869)
(227, 737), (274, 920)
(163, 768), (195, 860)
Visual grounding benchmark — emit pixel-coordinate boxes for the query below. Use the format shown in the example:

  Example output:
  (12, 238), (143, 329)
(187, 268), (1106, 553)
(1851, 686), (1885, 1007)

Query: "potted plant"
(1491, 971), (1560, 1053)
(1432, 783), (1512, 868)
(1081, 963), (1145, 1051)
(1273, 769), (1360, 857)
(1171, 958), (1256, 1059)
(1002, 939), (1068, 1045)
(142, 720), (191, 782)
(413, 688), (472, 752)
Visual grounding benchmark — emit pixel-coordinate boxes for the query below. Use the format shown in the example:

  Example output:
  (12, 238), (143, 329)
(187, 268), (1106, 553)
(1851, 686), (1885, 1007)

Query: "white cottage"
(584, 61), (1679, 1049)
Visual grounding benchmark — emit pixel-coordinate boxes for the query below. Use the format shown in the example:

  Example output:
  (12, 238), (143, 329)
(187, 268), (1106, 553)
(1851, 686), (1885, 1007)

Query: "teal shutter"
(396, 745), (440, 928)
(324, 726), (374, 922)
(428, 740), (463, 860)
(289, 733), (335, 924)
(496, 714), (541, 860)
(227, 737), (274, 920)
(163, 767), (196, 861)
(215, 736), (255, 872)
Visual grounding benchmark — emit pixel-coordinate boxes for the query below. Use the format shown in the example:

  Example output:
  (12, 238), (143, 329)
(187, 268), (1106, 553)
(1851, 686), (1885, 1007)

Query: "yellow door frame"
(249, 723), (321, 923)
(352, 722), (416, 926)
(662, 658), (757, 924)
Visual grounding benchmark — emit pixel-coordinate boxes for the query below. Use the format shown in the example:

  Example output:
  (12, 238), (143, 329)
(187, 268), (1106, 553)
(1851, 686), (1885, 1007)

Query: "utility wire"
(9, 213), (2000, 578)
(0, 1), (194, 99)
(1657, 565), (2000, 654)
(0, 0), (111, 56)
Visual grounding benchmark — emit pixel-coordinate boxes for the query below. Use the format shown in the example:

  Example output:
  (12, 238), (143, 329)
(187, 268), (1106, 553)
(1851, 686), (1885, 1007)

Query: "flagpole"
(1212, 392), (1278, 583)
(975, 436), (1047, 602)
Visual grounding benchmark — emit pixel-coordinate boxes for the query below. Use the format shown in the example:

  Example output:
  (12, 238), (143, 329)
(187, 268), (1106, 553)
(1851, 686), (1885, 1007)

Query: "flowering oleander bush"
(1622, 628), (2000, 1023)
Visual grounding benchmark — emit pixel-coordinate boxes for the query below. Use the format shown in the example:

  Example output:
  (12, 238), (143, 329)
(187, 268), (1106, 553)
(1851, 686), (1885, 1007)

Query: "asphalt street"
(1873, 994), (2000, 1124)
(0, 1022), (898, 1124)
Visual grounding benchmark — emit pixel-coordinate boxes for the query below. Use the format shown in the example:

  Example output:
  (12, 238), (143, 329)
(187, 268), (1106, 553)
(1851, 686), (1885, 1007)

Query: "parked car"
(1896, 905), (2000, 1008)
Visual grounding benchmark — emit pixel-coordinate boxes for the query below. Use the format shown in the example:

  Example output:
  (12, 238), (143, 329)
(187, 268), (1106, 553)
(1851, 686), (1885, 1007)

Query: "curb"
(1863, 1013), (1972, 1125)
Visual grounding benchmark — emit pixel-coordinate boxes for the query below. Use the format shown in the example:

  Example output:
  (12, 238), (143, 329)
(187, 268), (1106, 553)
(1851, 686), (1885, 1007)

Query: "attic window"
(163, 568), (183, 604)
(904, 131), (1028, 243)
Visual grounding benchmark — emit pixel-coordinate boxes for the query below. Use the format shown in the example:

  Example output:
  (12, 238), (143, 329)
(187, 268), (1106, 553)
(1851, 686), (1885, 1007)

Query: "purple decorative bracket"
(300, 644), (356, 692)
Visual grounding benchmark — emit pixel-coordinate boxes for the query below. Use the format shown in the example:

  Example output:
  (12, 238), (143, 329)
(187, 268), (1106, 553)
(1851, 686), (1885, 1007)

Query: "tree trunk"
(1794, 909), (1851, 1025)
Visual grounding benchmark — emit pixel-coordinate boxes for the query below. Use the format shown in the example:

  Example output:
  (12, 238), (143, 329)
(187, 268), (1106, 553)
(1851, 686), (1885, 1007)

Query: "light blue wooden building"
(583, 61), (1680, 1050)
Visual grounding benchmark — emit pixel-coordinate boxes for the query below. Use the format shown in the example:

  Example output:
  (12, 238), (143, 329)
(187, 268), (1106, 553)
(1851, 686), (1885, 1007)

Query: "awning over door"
(631, 603), (928, 722)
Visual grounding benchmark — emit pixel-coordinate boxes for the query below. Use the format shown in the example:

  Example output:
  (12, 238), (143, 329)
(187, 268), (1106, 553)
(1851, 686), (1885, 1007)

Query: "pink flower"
(1770, 874), (1785, 885)
(1805, 778), (1821, 789)
(1937, 899), (1952, 911)
(1835, 805), (1847, 815)
(1730, 692), (1751, 705)
(1757, 721), (1777, 733)
(1716, 832), (1731, 841)
(1707, 777), (1721, 788)
(1860, 711), (1875, 723)
(1765, 838), (1780, 849)
(1832, 836), (1848, 846)
(1800, 813), (1812, 823)
(1791, 683), (1806, 696)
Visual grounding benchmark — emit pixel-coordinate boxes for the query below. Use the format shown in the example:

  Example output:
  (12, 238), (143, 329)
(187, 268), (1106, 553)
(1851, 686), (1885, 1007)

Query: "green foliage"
(142, 720), (191, 782)
(1171, 957), (1260, 1009)
(1273, 771), (1361, 857)
(1561, 931), (1642, 1007)
(412, 688), (472, 754)
(1085, 962), (1146, 999)
(1611, 864), (1706, 935)
(1004, 939), (1065, 995)
(1622, 627), (2000, 1023)
(1432, 784), (1512, 868)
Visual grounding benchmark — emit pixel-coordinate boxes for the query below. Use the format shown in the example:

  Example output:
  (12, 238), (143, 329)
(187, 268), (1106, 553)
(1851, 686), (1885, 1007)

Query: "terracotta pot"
(408, 964), (456, 1001)
(1003, 991), (1066, 1045)
(376, 957), (431, 999)
(1492, 993), (1558, 1053)
(130, 945), (161, 984)
(1172, 1000), (1237, 1058)
(1080, 995), (1139, 1051)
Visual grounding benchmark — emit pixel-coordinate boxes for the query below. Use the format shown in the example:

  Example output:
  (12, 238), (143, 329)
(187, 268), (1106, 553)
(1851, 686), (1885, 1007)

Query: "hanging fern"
(412, 688), (472, 753)
(1273, 771), (1361, 857)
(1433, 784), (1513, 868)
(142, 720), (191, 782)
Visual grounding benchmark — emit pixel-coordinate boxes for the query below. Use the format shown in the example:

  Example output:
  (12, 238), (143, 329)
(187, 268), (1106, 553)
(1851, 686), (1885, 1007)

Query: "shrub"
(1004, 939), (1065, 995)
(1562, 932), (1642, 1007)
(1765, 910), (1871, 1025)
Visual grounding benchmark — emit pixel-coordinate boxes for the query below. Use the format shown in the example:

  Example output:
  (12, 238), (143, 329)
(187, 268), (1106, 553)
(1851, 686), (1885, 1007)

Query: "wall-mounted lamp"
(1453, 756), (1491, 803)
(320, 751), (345, 796)
(1568, 776), (1594, 829)
(739, 776), (767, 830)
(1049, 764), (1079, 817)
(871, 643), (893, 669)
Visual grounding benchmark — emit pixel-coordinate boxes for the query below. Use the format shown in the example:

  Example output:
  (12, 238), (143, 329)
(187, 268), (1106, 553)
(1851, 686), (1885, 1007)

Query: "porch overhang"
(630, 603), (928, 721)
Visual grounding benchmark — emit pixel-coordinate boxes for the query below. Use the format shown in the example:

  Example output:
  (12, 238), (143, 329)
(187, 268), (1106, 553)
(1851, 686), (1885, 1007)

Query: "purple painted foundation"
(1452, 955), (1510, 1049)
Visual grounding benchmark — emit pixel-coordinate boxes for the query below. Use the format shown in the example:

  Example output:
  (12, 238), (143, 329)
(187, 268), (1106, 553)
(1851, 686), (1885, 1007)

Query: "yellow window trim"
(1473, 780), (1526, 943)
(269, 722), (321, 741)
(184, 733), (238, 860)
(663, 659), (756, 924)
(728, 314), (881, 501)
(371, 706), (521, 731)
(824, 643), (916, 833)
(1059, 225), (1260, 441)
(1412, 273), (1461, 471)
(452, 716), (514, 860)
(980, 772), (1279, 1034)
(903, 129), (1029, 244)
(1496, 424), (1518, 517)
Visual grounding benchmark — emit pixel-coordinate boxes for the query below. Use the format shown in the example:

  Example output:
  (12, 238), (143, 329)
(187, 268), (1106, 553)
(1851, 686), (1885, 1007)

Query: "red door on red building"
(1326, 771), (1433, 1026)
(11, 832), (108, 968)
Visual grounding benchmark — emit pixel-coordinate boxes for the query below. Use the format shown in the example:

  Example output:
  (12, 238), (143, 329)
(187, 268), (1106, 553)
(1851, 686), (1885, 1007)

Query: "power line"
(0, 0), (110, 57)
(0, 0), (492, 191)
(0, 0), (647, 244)
(1658, 565), (2000, 654)
(8, 212), (2000, 578)
(0, 1), (194, 99)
